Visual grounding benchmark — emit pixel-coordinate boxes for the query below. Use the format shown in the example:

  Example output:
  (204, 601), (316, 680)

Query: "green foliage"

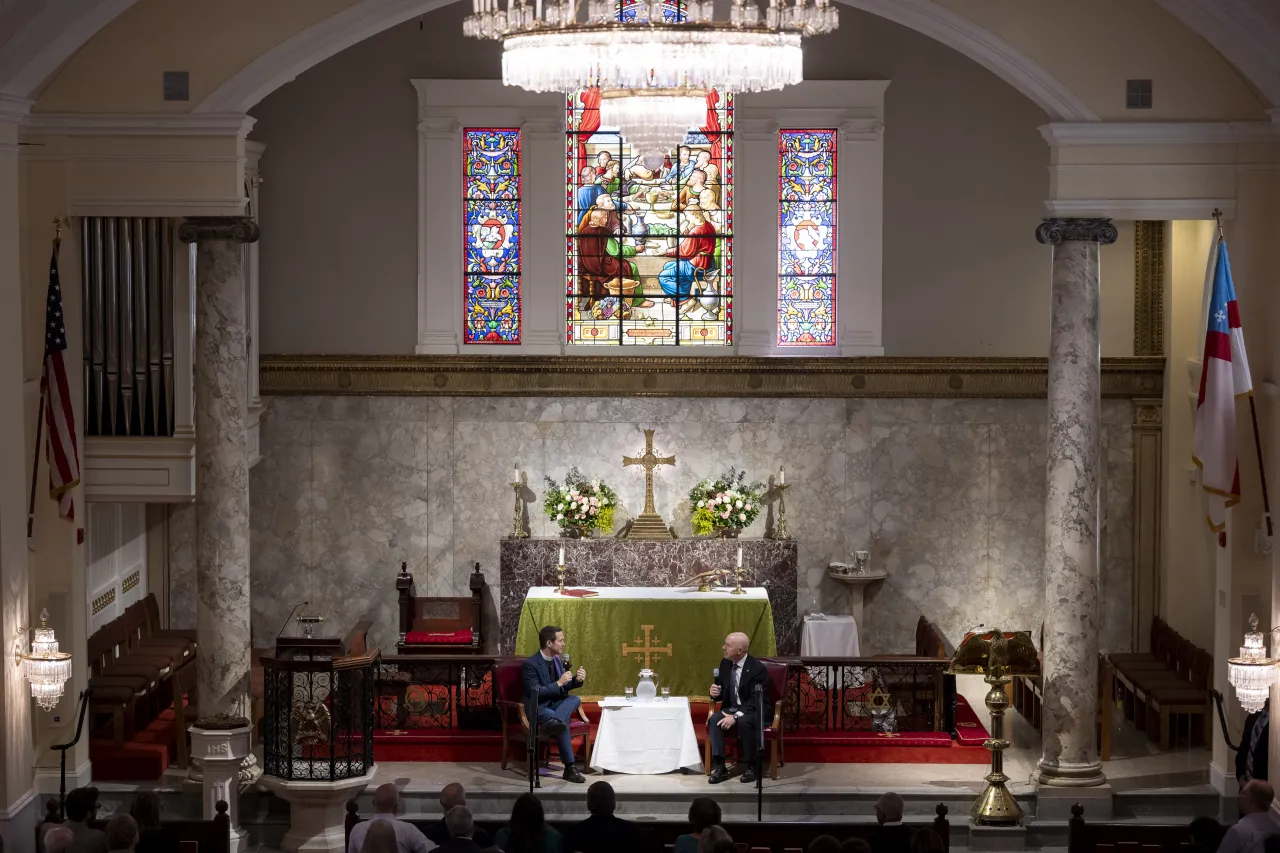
(542, 466), (620, 533)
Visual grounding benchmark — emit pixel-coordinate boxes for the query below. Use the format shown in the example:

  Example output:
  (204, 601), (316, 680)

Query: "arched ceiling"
(0, 0), (1276, 119)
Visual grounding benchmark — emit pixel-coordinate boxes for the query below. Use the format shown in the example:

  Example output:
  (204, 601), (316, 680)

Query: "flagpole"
(27, 218), (65, 546)
(1212, 208), (1273, 539)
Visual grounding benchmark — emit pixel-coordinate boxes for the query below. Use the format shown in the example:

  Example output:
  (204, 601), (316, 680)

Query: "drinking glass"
(624, 686), (634, 701)
(661, 687), (670, 701)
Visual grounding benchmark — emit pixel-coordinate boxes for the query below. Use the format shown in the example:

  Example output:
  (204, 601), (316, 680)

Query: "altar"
(498, 538), (800, 654)
(515, 586), (778, 697)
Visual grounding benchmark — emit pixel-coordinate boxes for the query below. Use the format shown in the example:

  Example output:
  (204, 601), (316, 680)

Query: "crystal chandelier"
(1227, 614), (1278, 713)
(598, 90), (706, 158)
(15, 609), (73, 711)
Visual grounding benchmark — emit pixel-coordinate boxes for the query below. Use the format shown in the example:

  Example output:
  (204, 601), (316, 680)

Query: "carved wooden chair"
(495, 657), (592, 772)
(396, 562), (486, 654)
(702, 657), (786, 779)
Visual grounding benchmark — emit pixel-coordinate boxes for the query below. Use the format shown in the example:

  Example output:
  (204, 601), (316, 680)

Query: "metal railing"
(374, 655), (500, 731)
(780, 658), (955, 733)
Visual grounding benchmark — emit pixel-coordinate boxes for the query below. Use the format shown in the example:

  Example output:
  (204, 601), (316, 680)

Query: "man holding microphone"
(524, 624), (588, 783)
(708, 631), (773, 784)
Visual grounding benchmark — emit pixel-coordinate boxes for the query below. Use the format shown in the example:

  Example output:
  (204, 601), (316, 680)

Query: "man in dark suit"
(423, 784), (489, 848)
(1238, 699), (1270, 785)
(432, 807), (484, 853)
(708, 631), (774, 784)
(867, 792), (912, 853)
(564, 782), (643, 853)
(524, 624), (588, 783)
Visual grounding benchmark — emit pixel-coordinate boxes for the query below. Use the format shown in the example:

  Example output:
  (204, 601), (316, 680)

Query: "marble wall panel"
(241, 395), (1136, 659)
(167, 503), (197, 630)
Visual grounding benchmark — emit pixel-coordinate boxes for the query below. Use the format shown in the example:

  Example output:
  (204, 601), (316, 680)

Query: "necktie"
(732, 663), (742, 706)
(1247, 708), (1268, 779)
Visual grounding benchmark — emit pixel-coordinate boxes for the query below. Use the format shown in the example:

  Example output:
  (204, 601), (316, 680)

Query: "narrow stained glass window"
(778, 129), (837, 347)
(566, 89), (733, 346)
(464, 128), (521, 344)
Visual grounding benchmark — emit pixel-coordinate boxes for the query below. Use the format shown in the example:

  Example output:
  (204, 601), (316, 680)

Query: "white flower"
(739, 513), (746, 522)
(558, 502), (565, 510)
(697, 500), (705, 508)
(557, 513), (564, 520)
(735, 500), (743, 509)
(601, 497), (609, 505)
(745, 503), (752, 511)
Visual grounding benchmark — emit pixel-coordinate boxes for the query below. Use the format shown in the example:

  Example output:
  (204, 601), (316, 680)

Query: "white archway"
(1157, 0), (1280, 110)
(195, 0), (1098, 120)
(0, 0), (138, 98)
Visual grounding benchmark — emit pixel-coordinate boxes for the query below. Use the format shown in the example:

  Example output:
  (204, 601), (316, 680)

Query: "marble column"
(178, 217), (259, 720)
(1034, 217), (1117, 788)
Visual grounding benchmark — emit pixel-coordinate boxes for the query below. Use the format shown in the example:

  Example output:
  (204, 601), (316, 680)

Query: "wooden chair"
(1067, 803), (1194, 853)
(702, 658), (786, 780)
(494, 657), (591, 772)
(396, 562), (486, 654)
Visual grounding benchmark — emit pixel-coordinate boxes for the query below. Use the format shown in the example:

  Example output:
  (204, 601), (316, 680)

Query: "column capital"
(1035, 217), (1118, 246)
(179, 216), (260, 244)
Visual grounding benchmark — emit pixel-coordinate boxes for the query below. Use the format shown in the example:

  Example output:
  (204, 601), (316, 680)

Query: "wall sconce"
(1228, 614), (1279, 713)
(14, 609), (73, 711)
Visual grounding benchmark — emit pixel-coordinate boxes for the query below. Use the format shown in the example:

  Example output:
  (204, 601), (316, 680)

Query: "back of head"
(508, 793), (546, 853)
(688, 797), (722, 832)
(105, 814), (139, 852)
(1189, 816), (1223, 850)
(361, 821), (399, 853)
(698, 826), (732, 853)
(1245, 780), (1276, 814)
(440, 783), (467, 811)
(372, 784), (399, 815)
(910, 828), (944, 853)
(874, 793), (905, 824)
(445, 806), (474, 839)
(66, 788), (98, 823)
(44, 825), (75, 853)
(840, 839), (872, 853)
(807, 835), (841, 853)
(130, 792), (162, 830)
(586, 782), (616, 817)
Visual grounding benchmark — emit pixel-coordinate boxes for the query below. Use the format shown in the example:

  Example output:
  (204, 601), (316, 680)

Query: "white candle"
(736, 545), (743, 568)
(514, 463), (520, 483)
(536, 0), (543, 18)
(559, 545), (565, 565)
(779, 467), (785, 485)
(473, 0), (479, 12)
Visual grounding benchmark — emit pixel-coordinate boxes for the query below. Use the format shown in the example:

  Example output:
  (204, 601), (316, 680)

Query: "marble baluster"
(178, 216), (260, 720)
(1034, 217), (1117, 788)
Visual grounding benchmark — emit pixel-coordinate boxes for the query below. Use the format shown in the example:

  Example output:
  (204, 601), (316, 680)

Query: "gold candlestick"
(730, 564), (746, 594)
(556, 563), (567, 594)
(509, 471), (528, 539)
(771, 482), (791, 541)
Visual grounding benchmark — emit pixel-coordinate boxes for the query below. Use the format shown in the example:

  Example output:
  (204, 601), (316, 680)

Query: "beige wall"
(250, 6), (1136, 356)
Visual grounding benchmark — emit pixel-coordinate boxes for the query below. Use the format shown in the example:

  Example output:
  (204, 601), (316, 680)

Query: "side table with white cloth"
(590, 696), (703, 774)
(801, 614), (860, 656)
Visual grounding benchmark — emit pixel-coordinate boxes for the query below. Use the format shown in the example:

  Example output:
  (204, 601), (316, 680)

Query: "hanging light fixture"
(1228, 614), (1279, 714)
(15, 608), (73, 711)
(598, 90), (706, 158)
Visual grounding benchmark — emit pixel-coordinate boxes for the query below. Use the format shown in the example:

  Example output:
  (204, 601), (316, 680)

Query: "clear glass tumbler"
(624, 686), (634, 701)
(661, 687), (670, 701)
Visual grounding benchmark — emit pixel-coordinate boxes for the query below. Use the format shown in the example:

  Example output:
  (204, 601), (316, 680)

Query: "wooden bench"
(38, 799), (231, 853)
(1108, 620), (1211, 749)
(346, 801), (951, 853)
(397, 562), (486, 654)
(1067, 803), (1194, 853)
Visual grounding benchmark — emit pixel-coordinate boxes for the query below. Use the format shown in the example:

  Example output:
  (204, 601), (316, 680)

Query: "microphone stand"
(527, 691), (540, 792)
(754, 682), (765, 821)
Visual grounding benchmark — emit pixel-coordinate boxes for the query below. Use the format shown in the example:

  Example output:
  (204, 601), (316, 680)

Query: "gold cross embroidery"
(621, 625), (673, 669)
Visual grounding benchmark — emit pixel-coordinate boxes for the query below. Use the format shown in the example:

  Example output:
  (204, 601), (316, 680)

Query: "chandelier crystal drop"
(1227, 613), (1278, 714)
(599, 92), (706, 157)
(17, 610), (73, 711)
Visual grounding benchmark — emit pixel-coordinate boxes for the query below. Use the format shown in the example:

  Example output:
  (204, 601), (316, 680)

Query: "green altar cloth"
(514, 586), (777, 698)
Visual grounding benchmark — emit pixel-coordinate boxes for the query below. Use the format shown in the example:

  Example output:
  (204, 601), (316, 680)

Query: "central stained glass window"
(565, 89), (733, 346)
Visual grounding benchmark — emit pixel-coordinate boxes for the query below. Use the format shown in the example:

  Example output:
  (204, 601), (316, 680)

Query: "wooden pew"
(1067, 803), (1194, 853)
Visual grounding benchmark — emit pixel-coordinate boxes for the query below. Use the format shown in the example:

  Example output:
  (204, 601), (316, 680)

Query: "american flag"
(43, 246), (79, 521)
(1193, 239), (1252, 532)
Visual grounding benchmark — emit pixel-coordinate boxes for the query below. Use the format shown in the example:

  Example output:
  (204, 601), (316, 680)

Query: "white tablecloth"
(801, 615), (860, 656)
(526, 586), (768, 600)
(590, 696), (703, 774)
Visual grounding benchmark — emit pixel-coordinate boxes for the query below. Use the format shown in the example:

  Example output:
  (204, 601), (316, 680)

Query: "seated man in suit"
(867, 792), (912, 853)
(523, 624), (588, 783)
(708, 631), (774, 784)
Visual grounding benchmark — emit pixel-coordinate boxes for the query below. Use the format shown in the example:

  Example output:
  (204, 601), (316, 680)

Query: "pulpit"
(396, 562), (487, 654)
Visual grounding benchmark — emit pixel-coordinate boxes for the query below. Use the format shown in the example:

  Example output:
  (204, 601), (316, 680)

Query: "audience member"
(494, 794), (563, 853)
(363, 822), (402, 853)
(424, 785), (489, 848)
(696, 826), (732, 853)
(1220, 781), (1280, 853)
(564, 782), (641, 853)
(65, 788), (108, 853)
(1189, 816), (1225, 853)
(348, 784), (437, 853)
(909, 828), (944, 853)
(807, 835), (841, 853)
(1239, 700), (1270, 785)
(130, 792), (179, 853)
(673, 798), (722, 853)
(839, 839), (872, 853)
(867, 793), (911, 853)
(104, 815), (138, 853)
(431, 809), (485, 853)
(45, 825), (76, 853)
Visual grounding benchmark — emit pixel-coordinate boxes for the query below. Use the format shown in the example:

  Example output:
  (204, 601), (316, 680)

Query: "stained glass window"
(778, 129), (837, 347)
(614, 0), (685, 22)
(566, 89), (733, 346)
(464, 128), (522, 344)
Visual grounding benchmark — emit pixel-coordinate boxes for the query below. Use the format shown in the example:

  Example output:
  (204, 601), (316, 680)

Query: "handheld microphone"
(754, 683), (763, 695)
(277, 601), (309, 641)
(562, 651), (572, 670)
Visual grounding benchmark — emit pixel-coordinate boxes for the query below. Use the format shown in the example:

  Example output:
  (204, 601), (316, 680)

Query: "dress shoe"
(562, 764), (586, 783)
(543, 719), (567, 736)
(739, 767), (758, 784)
(708, 765), (732, 784)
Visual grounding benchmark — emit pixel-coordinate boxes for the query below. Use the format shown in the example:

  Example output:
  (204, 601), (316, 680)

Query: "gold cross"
(621, 624), (673, 669)
(623, 429), (676, 517)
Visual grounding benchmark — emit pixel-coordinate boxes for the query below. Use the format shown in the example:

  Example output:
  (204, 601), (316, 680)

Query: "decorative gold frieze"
(122, 571), (141, 593)
(259, 355), (1164, 399)
(92, 588), (117, 615)
(1134, 221), (1165, 357)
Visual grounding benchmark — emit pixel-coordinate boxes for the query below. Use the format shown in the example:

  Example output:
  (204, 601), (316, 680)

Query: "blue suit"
(523, 652), (583, 765)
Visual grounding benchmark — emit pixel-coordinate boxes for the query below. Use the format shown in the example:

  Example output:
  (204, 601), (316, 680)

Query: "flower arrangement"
(543, 467), (618, 535)
(689, 468), (764, 536)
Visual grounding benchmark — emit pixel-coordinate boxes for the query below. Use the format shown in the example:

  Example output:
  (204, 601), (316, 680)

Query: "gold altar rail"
(260, 355), (1163, 399)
